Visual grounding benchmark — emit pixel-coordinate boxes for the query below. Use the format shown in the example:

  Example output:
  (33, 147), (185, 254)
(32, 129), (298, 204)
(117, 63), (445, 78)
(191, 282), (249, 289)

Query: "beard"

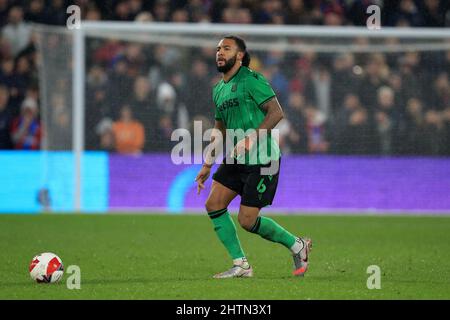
(216, 54), (237, 73)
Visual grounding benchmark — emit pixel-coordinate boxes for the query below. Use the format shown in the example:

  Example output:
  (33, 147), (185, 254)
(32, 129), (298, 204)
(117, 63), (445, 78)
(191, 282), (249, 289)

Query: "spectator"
(157, 76), (189, 131)
(135, 11), (154, 23)
(0, 0), (10, 28)
(284, 92), (308, 154)
(332, 93), (361, 154)
(0, 58), (23, 116)
(130, 75), (153, 120)
(358, 54), (389, 112)
(112, 105), (145, 155)
(376, 86), (398, 119)
(2, 6), (31, 56)
(154, 113), (174, 152)
(167, 71), (189, 131)
(128, 0), (144, 20)
(171, 9), (190, 23)
(14, 55), (32, 92)
(45, 0), (67, 25)
(285, 0), (313, 25)
(275, 117), (292, 154)
(304, 105), (328, 154)
(323, 12), (344, 26)
(129, 75), (159, 151)
(387, 72), (408, 114)
(397, 55), (422, 103)
(86, 65), (110, 150)
(156, 81), (177, 118)
(387, 0), (424, 27)
(423, 110), (446, 155)
(429, 72), (450, 111)
(185, 0), (210, 23)
(87, 64), (108, 93)
(445, 50), (450, 73)
(147, 44), (181, 85)
(25, 0), (47, 24)
(398, 98), (428, 155)
(0, 34), (12, 60)
(339, 106), (377, 155)
(114, 0), (132, 21)
(153, 0), (170, 22)
(85, 5), (102, 21)
(96, 118), (115, 152)
(289, 50), (317, 102)
(93, 40), (125, 66)
(185, 59), (213, 119)
(10, 97), (41, 150)
(254, 0), (283, 24)
(330, 53), (359, 113)
(49, 93), (71, 150)
(263, 64), (289, 107)
(443, 107), (450, 155)
(221, 7), (240, 24)
(0, 84), (12, 149)
(311, 66), (331, 122)
(376, 86), (401, 154)
(421, 0), (447, 27)
(106, 58), (133, 112)
(375, 111), (393, 155)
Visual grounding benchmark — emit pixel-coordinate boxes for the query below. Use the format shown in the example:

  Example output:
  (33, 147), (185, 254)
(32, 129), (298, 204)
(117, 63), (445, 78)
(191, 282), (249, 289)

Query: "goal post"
(33, 22), (450, 213)
(73, 27), (85, 212)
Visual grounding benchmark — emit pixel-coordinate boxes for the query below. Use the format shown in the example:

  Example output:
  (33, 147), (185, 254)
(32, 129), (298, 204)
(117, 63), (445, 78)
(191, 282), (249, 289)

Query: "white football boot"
(292, 237), (313, 277)
(213, 258), (253, 279)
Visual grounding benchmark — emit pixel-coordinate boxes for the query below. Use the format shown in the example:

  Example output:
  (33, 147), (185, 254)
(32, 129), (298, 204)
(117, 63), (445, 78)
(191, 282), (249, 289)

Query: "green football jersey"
(212, 66), (281, 165)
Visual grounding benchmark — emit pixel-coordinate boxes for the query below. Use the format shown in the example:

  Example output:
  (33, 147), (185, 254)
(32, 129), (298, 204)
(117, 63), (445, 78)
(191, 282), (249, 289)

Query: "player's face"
(216, 39), (241, 73)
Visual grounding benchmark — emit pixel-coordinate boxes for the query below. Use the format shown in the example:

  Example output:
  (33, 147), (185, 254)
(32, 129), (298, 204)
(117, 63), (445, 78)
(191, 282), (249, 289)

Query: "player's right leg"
(206, 180), (252, 278)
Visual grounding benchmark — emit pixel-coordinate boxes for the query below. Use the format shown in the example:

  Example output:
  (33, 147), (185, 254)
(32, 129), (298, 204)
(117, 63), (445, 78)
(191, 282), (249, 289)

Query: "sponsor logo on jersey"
(218, 98), (239, 112)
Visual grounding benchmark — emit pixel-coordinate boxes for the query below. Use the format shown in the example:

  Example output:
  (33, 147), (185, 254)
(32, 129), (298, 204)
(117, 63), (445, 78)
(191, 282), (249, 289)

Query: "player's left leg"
(238, 205), (312, 276)
(238, 205), (298, 254)
(239, 159), (312, 276)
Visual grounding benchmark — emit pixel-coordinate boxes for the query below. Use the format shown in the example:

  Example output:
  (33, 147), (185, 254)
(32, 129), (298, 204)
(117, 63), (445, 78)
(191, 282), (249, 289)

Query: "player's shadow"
(1, 277), (211, 287)
(81, 274), (300, 284)
(81, 277), (214, 285)
(1, 280), (38, 287)
(6, 273), (284, 287)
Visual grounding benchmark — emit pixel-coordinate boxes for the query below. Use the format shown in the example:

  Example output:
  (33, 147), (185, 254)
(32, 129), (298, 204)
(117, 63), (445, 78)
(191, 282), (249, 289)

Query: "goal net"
(33, 23), (450, 213)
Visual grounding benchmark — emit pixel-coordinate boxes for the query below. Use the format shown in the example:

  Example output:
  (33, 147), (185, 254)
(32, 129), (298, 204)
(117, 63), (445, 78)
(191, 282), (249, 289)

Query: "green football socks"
(208, 208), (245, 260)
(249, 216), (296, 249)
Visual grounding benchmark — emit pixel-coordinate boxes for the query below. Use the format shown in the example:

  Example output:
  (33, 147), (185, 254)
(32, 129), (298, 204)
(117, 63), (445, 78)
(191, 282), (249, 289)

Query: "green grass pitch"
(1, 214), (450, 299)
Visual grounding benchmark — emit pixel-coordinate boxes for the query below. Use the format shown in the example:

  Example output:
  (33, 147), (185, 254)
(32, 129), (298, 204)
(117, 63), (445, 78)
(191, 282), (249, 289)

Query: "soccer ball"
(29, 252), (64, 283)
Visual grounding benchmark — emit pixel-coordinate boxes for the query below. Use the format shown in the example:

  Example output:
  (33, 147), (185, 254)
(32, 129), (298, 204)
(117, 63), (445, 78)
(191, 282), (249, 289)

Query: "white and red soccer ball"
(29, 252), (64, 283)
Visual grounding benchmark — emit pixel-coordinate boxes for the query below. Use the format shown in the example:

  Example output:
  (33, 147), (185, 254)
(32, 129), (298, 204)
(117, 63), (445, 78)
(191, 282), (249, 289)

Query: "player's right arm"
(195, 119), (226, 194)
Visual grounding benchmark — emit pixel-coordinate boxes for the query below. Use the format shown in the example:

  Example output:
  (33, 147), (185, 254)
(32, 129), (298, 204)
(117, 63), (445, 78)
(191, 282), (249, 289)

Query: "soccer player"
(195, 36), (312, 278)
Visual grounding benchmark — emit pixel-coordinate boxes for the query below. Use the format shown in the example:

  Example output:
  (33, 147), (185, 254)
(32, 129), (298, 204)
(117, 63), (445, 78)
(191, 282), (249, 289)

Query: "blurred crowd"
(0, 0), (449, 156)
